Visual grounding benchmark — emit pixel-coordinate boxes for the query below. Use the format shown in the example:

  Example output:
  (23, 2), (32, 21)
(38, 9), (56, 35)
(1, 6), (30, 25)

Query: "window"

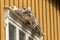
(29, 37), (34, 40)
(5, 18), (37, 40)
(9, 23), (16, 40)
(19, 30), (25, 40)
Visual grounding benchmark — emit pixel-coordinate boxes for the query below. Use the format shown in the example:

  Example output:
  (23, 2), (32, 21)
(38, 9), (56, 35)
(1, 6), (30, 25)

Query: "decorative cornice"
(4, 6), (43, 37)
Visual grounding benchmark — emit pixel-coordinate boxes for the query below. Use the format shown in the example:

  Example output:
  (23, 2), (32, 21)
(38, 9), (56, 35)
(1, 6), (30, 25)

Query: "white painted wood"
(5, 9), (10, 40)
(16, 27), (19, 40)
(6, 18), (9, 40)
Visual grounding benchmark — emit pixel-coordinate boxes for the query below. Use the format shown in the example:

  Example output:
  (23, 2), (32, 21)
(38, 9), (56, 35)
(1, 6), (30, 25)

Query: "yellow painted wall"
(0, 0), (60, 40)
(0, 0), (5, 40)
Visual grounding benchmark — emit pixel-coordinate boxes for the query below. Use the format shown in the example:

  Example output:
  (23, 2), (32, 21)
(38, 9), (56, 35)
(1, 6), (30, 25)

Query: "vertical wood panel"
(19, 0), (23, 8)
(35, 0), (39, 20)
(39, 0), (43, 31)
(0, 0), (1, 40)
(43, 0), (47, 40)
(54, 2), (57, 40)
(23, 0), (27, 8)
(4, 0), (9, 6)
(10, 0), (13, 7)
(50, 2), (54, 40)
(47, 1), (51, 40)
(27, 0), (31, 9)
(0, 0), (5, 40)
(34, 0), (36, 16)
(14, 0), (18, 8)
(57, 10), (60, 40)
(31, 0), (35, 14)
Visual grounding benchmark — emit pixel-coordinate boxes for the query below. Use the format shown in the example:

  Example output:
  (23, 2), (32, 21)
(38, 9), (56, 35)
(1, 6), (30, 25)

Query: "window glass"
(9, 23), (16, 40)
(29, 37), (34, 40)
(19, 30), (25, 40)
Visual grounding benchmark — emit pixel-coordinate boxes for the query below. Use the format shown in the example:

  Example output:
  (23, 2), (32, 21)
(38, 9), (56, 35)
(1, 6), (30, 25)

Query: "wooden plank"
(38, 1), (40, 25)
(57, 1), (60, 40)
(57, 10), (60, 40)
(19, 0), (23, 8)
(4, 0), (9, 6)
(53, 2), (57, 40)
(43, 0), (47, 40)
(47, 1), (51, 40)
(9, 0), (13, 7)
(23, 0), (27, 8)
(14, 0), (18, 8)
(35, 0), (39, 20)
(31, 0), (35, 14)
(38, 0), (40, 28)
(50, 2), (55, 40)
(0, 0), (1, 40)
(27, 0), (31, 9)
(0, 0), (5, 40)
(39, 0), (43, 31)
(34, 0), (36, 16)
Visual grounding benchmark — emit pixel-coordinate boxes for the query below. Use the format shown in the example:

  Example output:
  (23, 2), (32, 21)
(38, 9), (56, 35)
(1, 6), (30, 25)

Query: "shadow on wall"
(48, 0), (60, 10)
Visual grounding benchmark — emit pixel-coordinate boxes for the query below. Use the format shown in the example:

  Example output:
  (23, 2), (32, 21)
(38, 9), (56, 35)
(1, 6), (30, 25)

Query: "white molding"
(5, 16), (40, 40)
(6, 18), (9, 40)
(16, 27), (19, 40)
(5, 9), (10, 40)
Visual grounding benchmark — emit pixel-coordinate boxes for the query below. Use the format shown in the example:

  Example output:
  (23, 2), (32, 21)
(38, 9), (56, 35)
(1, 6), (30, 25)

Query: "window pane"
(29, 37), (34, 40)
(19, 30), (25, 40)
(9, 23), (16, 40)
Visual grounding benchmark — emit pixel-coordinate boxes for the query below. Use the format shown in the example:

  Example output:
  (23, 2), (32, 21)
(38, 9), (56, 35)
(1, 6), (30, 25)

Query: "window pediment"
(4, 6), (43, 37)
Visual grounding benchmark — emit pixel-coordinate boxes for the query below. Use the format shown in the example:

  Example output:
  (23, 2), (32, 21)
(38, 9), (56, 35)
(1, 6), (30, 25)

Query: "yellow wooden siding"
(46, 1), (50, 40)
(0, 0), (60, 40)
(0, 0), (5, 40)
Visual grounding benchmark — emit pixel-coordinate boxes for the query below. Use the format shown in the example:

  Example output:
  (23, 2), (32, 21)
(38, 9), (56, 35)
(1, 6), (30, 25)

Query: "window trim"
(5, 9), (41, 40)
(5, 18), (9, 40)
(6, 17), (38, 40)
